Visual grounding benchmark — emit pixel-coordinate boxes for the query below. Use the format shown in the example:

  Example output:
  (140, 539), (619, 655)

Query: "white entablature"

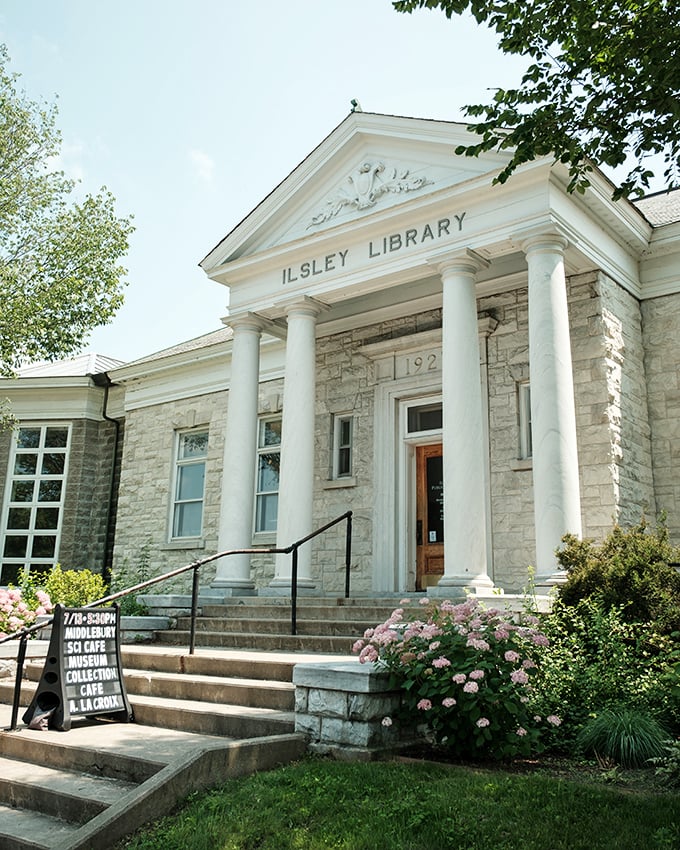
(201, 112), (654, 325)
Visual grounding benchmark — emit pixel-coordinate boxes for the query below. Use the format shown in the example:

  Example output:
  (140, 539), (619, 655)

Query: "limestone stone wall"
(642, 292), (680, 542)
(592, 273), (654, 533)
(111, 392), (227, 591)
(59, 418), (118, 572)
(482, 286), (535, 590)
(479, 272), (654, 591)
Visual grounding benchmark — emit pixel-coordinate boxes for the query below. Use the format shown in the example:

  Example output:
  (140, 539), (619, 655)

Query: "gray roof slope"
(17, 353), (125, 377)
(634, 188), (680, 226)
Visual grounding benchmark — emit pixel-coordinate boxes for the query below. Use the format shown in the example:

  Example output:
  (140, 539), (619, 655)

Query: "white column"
(211, 313), (264, 592)
(523, 234), (582, 579)
(271, 298), (324, 589)
(435, 251), (493, 592)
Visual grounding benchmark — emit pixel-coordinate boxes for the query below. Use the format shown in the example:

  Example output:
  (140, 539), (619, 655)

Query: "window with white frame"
(1, 424), (70, 585)
(518, 382), (532, 460)
(332, 414), (354, 478)
(255, 418), (281, 533)
(171, 431), (208, 539)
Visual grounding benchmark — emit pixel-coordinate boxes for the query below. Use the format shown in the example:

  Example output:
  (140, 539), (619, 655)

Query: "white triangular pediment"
(201, 112), (512, 271)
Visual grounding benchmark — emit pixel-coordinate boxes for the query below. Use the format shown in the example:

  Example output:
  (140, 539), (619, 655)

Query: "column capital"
(519, 230), (569, 257)
(222, 310), (286, 339)
(280, 295), (329, 320)
(428, 247), (489, 279)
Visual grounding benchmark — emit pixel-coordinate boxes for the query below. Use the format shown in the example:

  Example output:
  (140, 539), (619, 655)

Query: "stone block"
(308, 688), (348, 719)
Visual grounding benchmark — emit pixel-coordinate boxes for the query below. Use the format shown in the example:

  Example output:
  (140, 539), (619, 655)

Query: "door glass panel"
(426, 455), (444, 544)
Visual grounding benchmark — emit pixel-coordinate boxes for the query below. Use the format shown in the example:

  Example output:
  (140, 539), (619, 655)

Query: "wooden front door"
(416, 443), (444, 590)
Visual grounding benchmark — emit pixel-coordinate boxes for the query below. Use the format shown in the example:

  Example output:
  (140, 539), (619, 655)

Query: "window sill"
(510, 458), (533, 472)
(323, 476), (357, 490)
(252, 532), (277, 546)
(161, 538), (206, 550)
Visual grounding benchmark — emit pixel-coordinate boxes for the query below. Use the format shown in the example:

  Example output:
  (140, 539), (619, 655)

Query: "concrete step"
(179, 615), (369, 636)
(120, 646), (300, 682)
(199, 602), (408, 621)
(0, 754), (136, 823)
(0, 678), (294, 739)
(0, 803), (82, 850)
(155, 628), (357, 653)
(122, 669), (294, 710)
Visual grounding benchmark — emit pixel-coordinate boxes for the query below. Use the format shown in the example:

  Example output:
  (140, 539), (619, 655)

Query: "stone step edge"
(49, 733), (307, 850)
(0, 757), (134, 824)
(0, 731), (162, 783)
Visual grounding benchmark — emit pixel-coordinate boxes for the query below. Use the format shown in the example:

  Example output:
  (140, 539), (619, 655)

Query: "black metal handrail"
(1, 510), (352, 731)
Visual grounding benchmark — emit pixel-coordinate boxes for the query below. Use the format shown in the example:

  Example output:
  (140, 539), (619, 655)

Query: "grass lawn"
(116, 755), (680, 850)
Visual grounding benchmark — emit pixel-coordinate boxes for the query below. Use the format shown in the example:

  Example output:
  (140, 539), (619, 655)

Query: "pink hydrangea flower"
(452, 673), (467, 684)
(432, 656), (451, 669)
(358, 645), (378, 664)
(476, 717), (490, 728)
(442, 697), (456, 707)
(417, 699), (432, 711)
(516, 727), (528, 737)
(510, 669), (529, 685)
(547, 715), (562, 726)
(382, 716), (393, 727)
(504, 650), (521, 663)
(463, 681), (479, 693)
(429, 641), (441, 651)
(469, 669), (485, 680)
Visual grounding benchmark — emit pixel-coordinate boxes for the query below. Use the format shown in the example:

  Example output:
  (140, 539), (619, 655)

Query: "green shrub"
(557, 518), (680, 634)
(530, 599), (679, 746)
(650, 738), (680, 787)
(109, 541), (151, 616)
(23, 565), (107, 609)
(576, 707), (668, 768)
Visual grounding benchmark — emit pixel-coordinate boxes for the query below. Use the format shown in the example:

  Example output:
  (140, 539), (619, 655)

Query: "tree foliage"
(0, 45), (134, 376)
(394, 0), (680, 198)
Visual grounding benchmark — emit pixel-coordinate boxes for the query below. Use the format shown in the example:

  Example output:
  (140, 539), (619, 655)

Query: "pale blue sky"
(0, 1), (618, 362)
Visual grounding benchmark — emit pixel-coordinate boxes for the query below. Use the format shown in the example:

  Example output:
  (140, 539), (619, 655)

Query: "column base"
(534, 569), (568, 591)
(260, 579), (318, 597)
(208, 579), (256, 597)
(429, 573), (497, 599)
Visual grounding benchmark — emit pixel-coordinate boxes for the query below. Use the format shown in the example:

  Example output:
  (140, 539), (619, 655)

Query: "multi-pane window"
(255, 418), (281, 533)
(1, 425), (70, 585)
(171, 431), (208, 539)
(518, 382), (533, 460)
(333, 415), (353, 478)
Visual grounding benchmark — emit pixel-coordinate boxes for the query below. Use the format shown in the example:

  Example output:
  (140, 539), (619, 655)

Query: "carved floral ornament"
(307, 160), (432, 228)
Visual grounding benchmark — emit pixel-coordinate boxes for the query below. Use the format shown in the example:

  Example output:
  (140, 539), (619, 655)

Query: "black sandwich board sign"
(23, 604), (133, 732)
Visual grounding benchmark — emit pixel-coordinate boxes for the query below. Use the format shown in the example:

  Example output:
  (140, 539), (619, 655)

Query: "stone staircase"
(0, 596), (402, 850)
(157, 596), (406, 653)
